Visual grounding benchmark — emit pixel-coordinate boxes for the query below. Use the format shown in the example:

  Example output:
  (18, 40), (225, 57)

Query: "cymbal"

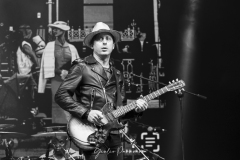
(3, 118), (18, 121)
(44, 126), (67, 132)
(0, 124), (15, 130)
(42, 117), (52, 121)
(0, 118), (18, 123)
(31, 131), (67, 137)
(0, 131), (27, 138)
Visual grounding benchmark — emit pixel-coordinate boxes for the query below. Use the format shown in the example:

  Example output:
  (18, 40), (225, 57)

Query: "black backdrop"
(158, 0), (240, 160)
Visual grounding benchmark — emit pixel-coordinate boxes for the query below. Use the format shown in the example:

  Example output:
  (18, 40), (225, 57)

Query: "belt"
(110, 130), (121, 134)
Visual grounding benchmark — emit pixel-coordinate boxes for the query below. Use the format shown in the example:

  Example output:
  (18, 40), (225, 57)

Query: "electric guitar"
(68, 80), (185, 151)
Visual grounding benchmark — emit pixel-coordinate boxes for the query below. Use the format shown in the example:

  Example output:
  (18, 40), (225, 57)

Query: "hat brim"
(48, 24), (70, 31)
(84, 29), (121, 48)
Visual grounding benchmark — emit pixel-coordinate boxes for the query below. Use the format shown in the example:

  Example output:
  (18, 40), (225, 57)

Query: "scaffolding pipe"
(46, 0), (53, 33)
(56, 0), (59, 21)
(153, 0), (161, 90)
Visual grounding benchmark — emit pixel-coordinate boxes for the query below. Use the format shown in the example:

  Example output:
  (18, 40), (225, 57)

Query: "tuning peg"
(176, 88), (184, 97)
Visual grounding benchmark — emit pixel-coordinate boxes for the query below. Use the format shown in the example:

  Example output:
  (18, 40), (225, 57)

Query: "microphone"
(147, 126), (167, 132)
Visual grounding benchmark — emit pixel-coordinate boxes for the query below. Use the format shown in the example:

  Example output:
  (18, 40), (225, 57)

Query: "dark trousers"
(83, 134), (123, 160)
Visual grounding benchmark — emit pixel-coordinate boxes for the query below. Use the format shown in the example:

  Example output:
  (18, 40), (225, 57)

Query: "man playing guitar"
(54, 22), (148, 160)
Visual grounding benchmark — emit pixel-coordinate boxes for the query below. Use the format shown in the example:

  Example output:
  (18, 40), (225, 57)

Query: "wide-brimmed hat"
(84, 22), (121, 48)
(48, 21), (70, 31)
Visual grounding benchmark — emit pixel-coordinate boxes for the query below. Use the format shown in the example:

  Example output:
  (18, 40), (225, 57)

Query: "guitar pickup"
(89, 141), (96, 144)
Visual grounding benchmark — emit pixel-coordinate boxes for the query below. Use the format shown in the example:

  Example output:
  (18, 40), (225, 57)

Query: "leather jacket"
(55, 55), (138, 119)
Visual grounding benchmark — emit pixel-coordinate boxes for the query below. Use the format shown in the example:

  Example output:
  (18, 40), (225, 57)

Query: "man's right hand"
(87, 110), (105, 126)
(60, 69), (68, 80)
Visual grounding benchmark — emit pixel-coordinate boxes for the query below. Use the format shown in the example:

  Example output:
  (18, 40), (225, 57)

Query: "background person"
(16, 24), (40, 75)
(38, 21), (79, 124)
(39, 135), (84, 160)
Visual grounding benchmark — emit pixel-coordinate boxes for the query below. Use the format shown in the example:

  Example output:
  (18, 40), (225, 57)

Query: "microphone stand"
(131, 73), (207, 99)
(120, 129), (149, 160)
(120, 129), (165, 160)
(45, 139), (52, 160)
(131, 73), (207, 160)
(177, 89), (185, 160)
(3, 139), (14, 160)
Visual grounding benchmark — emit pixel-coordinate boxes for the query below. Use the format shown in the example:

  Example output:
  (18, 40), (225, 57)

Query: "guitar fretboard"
(112, 86), (169, 118)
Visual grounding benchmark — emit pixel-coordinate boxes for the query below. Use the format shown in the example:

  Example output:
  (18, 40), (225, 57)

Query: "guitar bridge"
(88, 133), (97, 144)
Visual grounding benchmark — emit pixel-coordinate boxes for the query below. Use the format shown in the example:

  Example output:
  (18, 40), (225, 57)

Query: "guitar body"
(68, 102), (123, 151)
(67, 80), (185, 151)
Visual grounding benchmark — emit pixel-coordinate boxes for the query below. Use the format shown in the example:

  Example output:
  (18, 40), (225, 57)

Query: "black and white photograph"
(0, 0), (239, 160)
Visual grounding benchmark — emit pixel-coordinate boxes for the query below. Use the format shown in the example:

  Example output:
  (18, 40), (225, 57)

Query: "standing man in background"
(131, 31), (158, 95)
(38, 21), (79, 124)
(131, 31), (158, 75)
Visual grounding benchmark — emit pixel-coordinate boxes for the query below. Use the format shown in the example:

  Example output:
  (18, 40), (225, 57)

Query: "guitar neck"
(112, 86), (169, 118)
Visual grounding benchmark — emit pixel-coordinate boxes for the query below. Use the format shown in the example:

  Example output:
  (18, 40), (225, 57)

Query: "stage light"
(37, 12), (41, 18)
(9, 26), (13, 31)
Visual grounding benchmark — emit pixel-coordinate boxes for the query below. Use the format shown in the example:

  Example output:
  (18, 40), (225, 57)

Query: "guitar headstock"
(167, 79), (185, 92)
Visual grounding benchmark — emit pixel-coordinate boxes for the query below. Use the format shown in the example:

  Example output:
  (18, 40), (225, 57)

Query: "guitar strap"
(113, 67), (122, 107)
(96, 74), (108, 103)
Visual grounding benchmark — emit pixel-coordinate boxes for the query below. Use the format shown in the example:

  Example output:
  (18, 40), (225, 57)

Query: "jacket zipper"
(90, 88), (95, 108)
(97, 75), (108, 103)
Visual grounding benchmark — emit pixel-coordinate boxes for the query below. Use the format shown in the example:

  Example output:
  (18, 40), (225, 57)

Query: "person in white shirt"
(16, 24), (40, 75)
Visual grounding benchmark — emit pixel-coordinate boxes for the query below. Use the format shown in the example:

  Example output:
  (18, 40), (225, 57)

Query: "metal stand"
(176, 89), (185, 160)
(2, 139), (14, 160)
(119, 129), (149, 160)
(120, 129), (165, 160)
(130, 73), (207, 160)
(131, 73), (207, 99)
(61, 147), (76, 160)
(45, 139), (52, 160)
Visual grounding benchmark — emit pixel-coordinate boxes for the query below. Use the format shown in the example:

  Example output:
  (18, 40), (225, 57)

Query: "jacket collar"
(84, 55), (114, 66)
(84, 55), (97, 64)
(84, 55), (112, 81)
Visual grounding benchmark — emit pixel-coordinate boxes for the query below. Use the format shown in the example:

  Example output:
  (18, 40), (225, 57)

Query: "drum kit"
(0, 117), (83, 160)
(0, 77), (83, 160)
